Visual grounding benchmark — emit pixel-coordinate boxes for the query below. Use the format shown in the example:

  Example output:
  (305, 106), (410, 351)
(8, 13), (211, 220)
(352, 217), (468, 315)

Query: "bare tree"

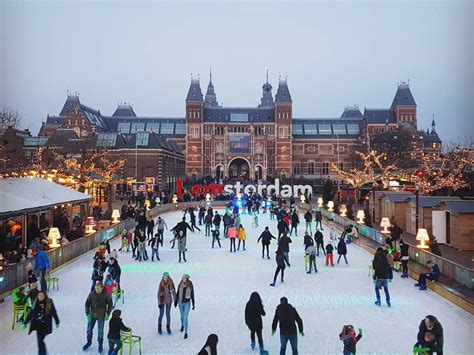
(0, 106), (22, 134)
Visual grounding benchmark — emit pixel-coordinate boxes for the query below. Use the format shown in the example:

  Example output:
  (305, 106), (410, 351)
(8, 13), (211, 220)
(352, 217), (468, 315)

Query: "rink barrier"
(320, 209), (474, 290)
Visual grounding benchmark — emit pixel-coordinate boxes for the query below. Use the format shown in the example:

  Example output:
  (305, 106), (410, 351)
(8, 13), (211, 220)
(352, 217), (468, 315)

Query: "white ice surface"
(1, 209), (473, 354)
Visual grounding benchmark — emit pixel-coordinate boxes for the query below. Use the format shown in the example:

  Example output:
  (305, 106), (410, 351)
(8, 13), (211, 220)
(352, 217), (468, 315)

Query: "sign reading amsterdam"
(229, 135), (250, 153)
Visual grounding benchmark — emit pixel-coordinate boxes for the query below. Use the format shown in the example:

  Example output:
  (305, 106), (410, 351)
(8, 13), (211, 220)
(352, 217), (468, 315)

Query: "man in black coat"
(257, 227), (276, 259)
(212, 212), (222, 232)
(372, 247), (391, 307)
(272, 297), (304, 355)
(170, 217), (193, 239)
(277, 219), (289, 240)
(278, 232), (292, 266)
(314, 230), (325, 256)
(390, 223), (403, 251)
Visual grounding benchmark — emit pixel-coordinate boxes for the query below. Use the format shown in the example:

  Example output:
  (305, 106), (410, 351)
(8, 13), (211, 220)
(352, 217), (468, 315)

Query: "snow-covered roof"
(0, 178), (92, 216)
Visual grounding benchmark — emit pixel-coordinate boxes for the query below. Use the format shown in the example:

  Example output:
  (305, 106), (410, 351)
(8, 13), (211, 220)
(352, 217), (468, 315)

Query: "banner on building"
(229, 135), (250, 153)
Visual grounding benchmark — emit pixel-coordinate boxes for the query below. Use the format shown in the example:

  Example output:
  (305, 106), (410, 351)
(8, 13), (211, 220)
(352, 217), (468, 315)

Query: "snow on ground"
(1, 209), (473, 355)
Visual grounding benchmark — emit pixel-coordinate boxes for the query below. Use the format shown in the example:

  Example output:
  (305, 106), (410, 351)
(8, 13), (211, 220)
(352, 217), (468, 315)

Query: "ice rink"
(1, 208), (473, 354)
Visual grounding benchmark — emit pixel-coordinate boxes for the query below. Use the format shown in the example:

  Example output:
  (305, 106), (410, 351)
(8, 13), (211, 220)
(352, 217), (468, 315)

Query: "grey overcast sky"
(1, 0), (473, 144)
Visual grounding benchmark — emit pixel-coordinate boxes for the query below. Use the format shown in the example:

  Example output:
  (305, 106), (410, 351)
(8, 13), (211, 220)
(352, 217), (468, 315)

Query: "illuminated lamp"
(85, 217), (96, 235)
(356, 210), (365, 224)
(340, 204), (347, 217)
(48, 227), (61, 248)
(380, 217), (391, 234)
(317, 197), (323, 208)
(111, 209), (120, 224)
(416, 228), (430, 249)
(327, 201), (334, 212)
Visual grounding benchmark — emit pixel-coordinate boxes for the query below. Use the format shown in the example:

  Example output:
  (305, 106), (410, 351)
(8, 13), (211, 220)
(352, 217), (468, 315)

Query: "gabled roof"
(109, 133), (184, 155)
(363, 109), (397, 124)
(435, 200), (474, 214)
(203, 107), (275, 123)
(51, 128), (79, 140)
(391, 82), (416, 108)
(112, 104), (137, 117)
(381, 191), (412, 203)
(406, 196), (460, 208)
(340, 106), (363, 119)
(275, 79), (292, 103)
(46, 116), (66, 125)
(186, 79), (203, 101)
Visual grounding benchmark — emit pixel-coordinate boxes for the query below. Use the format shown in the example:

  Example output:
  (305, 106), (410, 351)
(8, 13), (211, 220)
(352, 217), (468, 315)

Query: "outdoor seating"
(120, 329), (141, 355)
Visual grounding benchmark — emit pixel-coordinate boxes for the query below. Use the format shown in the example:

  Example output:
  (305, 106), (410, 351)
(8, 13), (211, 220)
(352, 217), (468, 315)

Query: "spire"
(186, 75), (203, 102)
(391, 81), (416, 108)
(431, 114), (436, 134)
(259, 67), (274, 107)
(275, 76), (292, 103)
(204, 66), (219, 107)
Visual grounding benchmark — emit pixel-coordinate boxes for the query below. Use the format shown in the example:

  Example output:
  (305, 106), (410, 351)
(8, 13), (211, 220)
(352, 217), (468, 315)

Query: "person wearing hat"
(174, 274), (195, 339)
(157, 272), (176, 335)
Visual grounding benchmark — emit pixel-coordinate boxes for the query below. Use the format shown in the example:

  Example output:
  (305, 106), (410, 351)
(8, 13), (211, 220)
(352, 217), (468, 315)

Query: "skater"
(146, 216), (155, 240)
(245, 292), (266, 353)
(104, 274), (117, 296)
(304, 210), (313, 235)
(400, 239), (409, 278)
(107, 309), (130, 355)
(277, 218), (289, 240)
(305, 245), (318, 274)
(228, 225), (237, 253)
(107, 257), (121, 291)
(271, 297), (304, 355)
(303, 232), (314, 250)
(22, 291), (60, 355)
(156, 216), (167, 247)
(252, 213), (259, 228)
(170, 217), (193, 247)
(339, 325), (363, 355)
(175, 274), (195, 339)
(290, 210), (299, 236)
(157, 272), (176, 335)
(204, 213), (213, 237)
(34, 244), (50, 292)
(330, 230), (339, 250)
(131, 228), (140, 258)
(118, 229), (130, 253)
(315, 229), (325, 256)
(315, 209), (324, 230)
(234, 213), (242, 230)
(136, 230), (148, 261)
(372, 247), (391, 307)
(237, 225), (247, 251)
(149, 233), (161, 261)
(325, 243), (334, 267)
(390, 222), (403, 251)
(83, 282), (113, 353)
(211, 228), (221, 248)
(278, 232), (292, 266)
(414, 261), (440, 291)
(91, 255), (107, 291)
(174, 231), (187, 263)
(258, 227), (276, 259)
(198, 334), (219, 355)
(212, 211), (221, 233)
(223, 212), (232, 236)
(415, 315), (443, 355)
(198, 205), (206, 226)
(270, 248), (290, 286)
(189, 208), (201, 232)
(337, 237), (348, 264)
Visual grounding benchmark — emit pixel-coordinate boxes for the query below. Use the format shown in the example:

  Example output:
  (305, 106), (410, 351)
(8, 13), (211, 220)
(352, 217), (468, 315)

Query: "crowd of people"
(9, 191), (447, 355)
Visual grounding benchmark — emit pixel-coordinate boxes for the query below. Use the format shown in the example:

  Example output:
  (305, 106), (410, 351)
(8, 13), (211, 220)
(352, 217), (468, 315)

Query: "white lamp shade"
(380, 218), (391, 228)
(111, 209), (120, 219)
(328, 201), (334, 208)
(341, 204), (347, 212)
(416, 228), (430, 241)
(48, 227), (61, 240)
(317, 197), (323, 204)
(356, 210), (365, 219)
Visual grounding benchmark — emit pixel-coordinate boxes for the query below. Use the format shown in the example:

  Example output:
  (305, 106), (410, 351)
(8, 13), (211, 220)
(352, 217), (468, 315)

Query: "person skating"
(314, 230), (325, 256)
(315, 209), (324, 230)
(245, 292), (266, 353)
(211, 228), (221, 248)
(198, 334), (218, 355)
(237, 225), (247, 251)
(372, 247), (391, 307)
(337, 237), (348, 265)
(189, 208), (201, 232)
(107, 309), (130, 355)
(149, 233), (161, 261)
(107, 257), (121, 291)
(304, 210), (313, 235)
(22, 291), (60, 355)
(277, 219), (289, 240)
(172, 231), (187, 263)
(290, 210), (299, 236)
(91, 255), (107, 291)
(270, 248), (290, 287)
(136, 229), (148, 262)
(83, 282), (113, 353)
(212, 211), (221, 233)
(228, 226), (237, 253)
(325, 243), (334, 267)
(271, 297), (304, 355)
(170, 217), (193, 242)
(414, 260), (440, 291)
(339, 325), (363, 355)
(146, 216), (155, 240)
(157, 272), (176, 335)
(305, 245), (318, 274)
(258, 227), (276, 259)
(156, 216), (167, 247)
(223, 213), (232, 236)
(175, 274), (195, 339)
(204, 213), (213, 237)
(415, 315), (443, 355)
(34, 244), (50, 292)
(278, 232), (292, 266)
(399, 239), (409, 278)
(303, 232), (314, 250)
(198, 205), (206, 226)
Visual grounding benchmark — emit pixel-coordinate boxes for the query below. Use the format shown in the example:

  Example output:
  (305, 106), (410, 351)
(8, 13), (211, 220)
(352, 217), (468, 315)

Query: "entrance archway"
(228, 158), (250, 180)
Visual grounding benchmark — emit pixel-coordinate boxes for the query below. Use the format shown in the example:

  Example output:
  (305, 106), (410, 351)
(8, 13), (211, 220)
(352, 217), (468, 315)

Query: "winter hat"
(183, 274), (190, 280)
(162, 272), (170, 278)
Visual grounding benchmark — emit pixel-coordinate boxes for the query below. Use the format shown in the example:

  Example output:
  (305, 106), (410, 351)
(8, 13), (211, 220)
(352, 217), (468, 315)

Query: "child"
(211, 228), (221, 248)
(339, 325), (363, 355)
(104, 274), (117, 295)
(305, 245), (318, 274)
(108, 309), (131, 355)
(237, 225), (247, 251)
(252, 213), (259, 228)
(26, 263), (37, 284)
(325, 243), (334, 267)
(118, 229), (129, 253)
(413, 332), (435, 354)
(228, 226), (237, 253)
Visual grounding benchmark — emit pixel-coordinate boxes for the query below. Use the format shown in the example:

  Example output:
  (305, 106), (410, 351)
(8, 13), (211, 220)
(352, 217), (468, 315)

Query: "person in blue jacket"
(415, 260), (440, 290)
(34, 244), (50, 292)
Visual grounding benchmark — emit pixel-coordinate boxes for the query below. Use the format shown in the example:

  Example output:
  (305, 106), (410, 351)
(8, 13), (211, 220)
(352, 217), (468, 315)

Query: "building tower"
(391, 81), (417, 129)
(274, 76), (293, 179)
(204, 68), (219, 107)
(259, 69), (274, 107)
(185, 76), (204, 177)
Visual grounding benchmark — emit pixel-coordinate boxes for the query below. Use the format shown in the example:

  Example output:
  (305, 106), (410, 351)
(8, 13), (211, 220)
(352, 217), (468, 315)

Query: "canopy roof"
(0, 178), (92, 216)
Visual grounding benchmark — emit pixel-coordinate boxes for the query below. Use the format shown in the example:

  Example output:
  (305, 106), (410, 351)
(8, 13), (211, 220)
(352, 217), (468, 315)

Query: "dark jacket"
(417, 319), (443, 352)
(272, 301), (303, 335)
(277, 220), (289, 233)
(204, 214), (212, 225)
(373, 251), (391, 280)
(303, 235), (314, 249)
(85, 290), (113, 320)
(213, 214), (221, 226)
(337, 239), (347, 255)
(148, 236), (160, 249)
(400, 243), (409, 258)
(315, 210), (322, 221)
(430, 264), (441, 281)
(278, 235), (292, 253)
(391, 225), (403, 240)
(304, 212), (312, 222)
(24, 299), (59, 335)
(315, 231), (324, 244)
(258, 231), (276, 245)
(245, 301), (266, 331)
(146, 220), (155, 232)
(170, 221), (193, 237)
(291, 213), (299, 225)
(340, 332), (362, 353)
(325, 244), (334, 254)
(276, 252), (288, 268)
(108, 317), (130, 339)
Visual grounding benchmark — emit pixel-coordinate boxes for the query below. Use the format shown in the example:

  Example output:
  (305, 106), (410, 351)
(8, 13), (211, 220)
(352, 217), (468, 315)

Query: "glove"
(192, 305), (195, 310)
(105, 314), (110, 321)
(272, 330), (276, 336)
(20, 323), (27, 330)
(358, 328), (363, 335)
(300, 331), (305, 337)
(56, 323), (60, 329)
(86, 314), (91, 322)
